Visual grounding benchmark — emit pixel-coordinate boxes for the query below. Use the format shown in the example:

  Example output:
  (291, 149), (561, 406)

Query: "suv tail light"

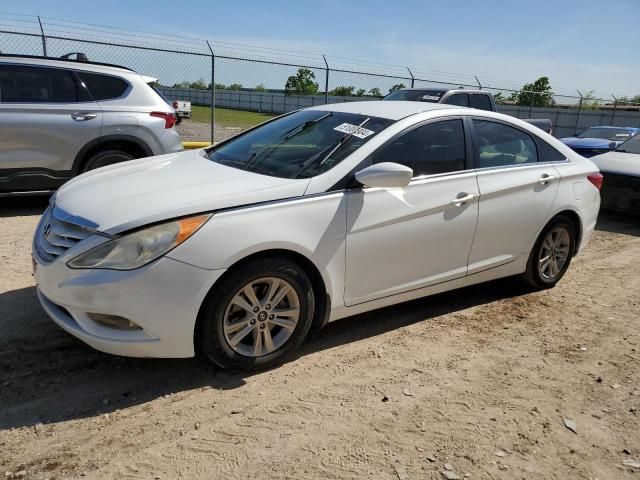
(150, 111), (176, 129)
(587, 172), (603, 190)
(172, 101), (178, 109)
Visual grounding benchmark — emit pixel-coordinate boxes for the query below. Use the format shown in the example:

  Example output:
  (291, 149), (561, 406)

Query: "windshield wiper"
(244, 112), (333, 171)
(284, 112), (332, 139)
(293, 117), (371, 179)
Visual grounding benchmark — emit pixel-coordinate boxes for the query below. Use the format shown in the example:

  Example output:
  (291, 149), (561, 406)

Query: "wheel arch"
(73, 135), (153, 173)
(195, 248), (332, 342)
(553, 209), (583, 252)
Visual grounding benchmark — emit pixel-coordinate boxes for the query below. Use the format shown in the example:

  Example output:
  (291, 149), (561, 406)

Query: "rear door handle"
(538, 173), (556, 185)
(71, 112), (97, 121)
(450, 193), (478, 206)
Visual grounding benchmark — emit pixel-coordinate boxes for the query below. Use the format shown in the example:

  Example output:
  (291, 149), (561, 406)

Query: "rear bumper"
(157, 128), (184, 154)
(600, 172), (640, 214)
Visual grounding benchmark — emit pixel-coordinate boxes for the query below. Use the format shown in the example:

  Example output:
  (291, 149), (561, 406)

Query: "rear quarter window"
(76, 72), (129, 100)
(469, 94), (493, 111)
(537, 140), (567, 162)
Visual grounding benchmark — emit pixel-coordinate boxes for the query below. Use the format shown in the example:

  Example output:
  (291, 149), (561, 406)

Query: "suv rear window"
(469, 94), (493, 111)
(76, 72), (128, 100)
(0, 64), (90, 103)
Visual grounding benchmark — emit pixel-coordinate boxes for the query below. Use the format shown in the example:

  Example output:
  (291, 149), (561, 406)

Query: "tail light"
(172, 101), (178, 109)
(150, 111), (176, 129)
(587, 172), (603, 190)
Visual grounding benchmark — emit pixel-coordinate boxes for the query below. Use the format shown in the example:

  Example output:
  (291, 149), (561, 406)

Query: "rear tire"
(82, 149), (135, 173)
(196, 257), (315, 371)
(522, 215), (576, 289)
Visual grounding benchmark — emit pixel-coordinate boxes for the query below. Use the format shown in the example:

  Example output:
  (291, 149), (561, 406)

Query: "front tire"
(522, 215), (576, 289)
(82, 149), (135, 172)
(196, 257), (315, 371)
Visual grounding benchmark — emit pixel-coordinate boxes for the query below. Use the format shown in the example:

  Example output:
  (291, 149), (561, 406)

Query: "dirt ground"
(0, 198), (639, 480)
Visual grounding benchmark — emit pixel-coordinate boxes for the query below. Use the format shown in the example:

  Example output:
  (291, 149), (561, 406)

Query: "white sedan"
(33, 101), (602, 370)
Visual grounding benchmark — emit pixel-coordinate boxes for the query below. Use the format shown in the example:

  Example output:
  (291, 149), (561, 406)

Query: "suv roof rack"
(0, 53), (134, 72)
(60, 52), (88, 62)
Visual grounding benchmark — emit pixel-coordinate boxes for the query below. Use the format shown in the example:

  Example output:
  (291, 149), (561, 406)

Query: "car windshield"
(616, 134), (640, 154)
(206, 110), (392, 179)
(383, 89), (446, 102)
(577, 127), (634, 141)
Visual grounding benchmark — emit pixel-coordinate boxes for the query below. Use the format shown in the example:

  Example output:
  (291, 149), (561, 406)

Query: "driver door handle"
(538, 173), (556, 185)
(450, 192), (478, 206)
(71, 112), (97, 121)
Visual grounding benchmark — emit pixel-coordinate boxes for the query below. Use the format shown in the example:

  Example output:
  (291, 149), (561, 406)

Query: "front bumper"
(34, 252), (225, 358)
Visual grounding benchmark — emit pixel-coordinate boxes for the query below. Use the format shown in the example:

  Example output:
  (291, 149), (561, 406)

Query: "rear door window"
(473, 119), (538, 168)
(76, 72), (129, 100)
(0, 64), (90, 103)
(444, 94), (469, 107)
(469, 94), (493, 111)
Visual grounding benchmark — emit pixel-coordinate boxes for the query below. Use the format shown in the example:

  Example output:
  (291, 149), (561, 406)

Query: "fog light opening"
(87, 313), (142, 331)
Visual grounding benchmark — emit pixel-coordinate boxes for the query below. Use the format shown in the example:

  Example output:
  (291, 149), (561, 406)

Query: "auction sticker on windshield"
(333, 123), (375, 139)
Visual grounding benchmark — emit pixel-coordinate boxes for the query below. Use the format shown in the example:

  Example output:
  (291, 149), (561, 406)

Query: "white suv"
(0, 54), (183, 194)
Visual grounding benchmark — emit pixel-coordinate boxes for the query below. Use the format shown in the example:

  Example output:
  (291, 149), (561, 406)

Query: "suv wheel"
(82, 149), (135, 172)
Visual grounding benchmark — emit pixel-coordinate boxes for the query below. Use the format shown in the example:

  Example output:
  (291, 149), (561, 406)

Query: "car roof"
(308, 100), (457, 120)
(0, 54), (135, 75)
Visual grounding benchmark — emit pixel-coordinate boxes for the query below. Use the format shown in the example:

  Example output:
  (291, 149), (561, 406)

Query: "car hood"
(591, 151), (640, 177)
(560, 137), (617, 149)
(54, 150), (310, 234)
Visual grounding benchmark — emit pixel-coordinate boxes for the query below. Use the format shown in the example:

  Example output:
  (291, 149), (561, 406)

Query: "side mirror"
(609, 141), (617, 151)
(354, 162), (413, 188)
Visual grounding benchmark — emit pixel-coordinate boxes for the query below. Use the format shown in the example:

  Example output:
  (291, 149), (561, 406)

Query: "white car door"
(467, 118), (561, 273)
(345, 118), (479, 306)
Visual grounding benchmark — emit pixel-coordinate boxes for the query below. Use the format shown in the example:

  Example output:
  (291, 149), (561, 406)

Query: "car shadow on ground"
(0, 278), (533, 431)
(0, 195), (49, 218)
(0, 209), (636, 431)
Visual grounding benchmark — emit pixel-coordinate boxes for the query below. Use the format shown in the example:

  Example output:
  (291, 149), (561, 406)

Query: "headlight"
(67, 214), (211, 270)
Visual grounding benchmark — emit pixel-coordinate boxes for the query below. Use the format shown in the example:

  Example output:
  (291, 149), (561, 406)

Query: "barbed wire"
(1, 11), (639, 105)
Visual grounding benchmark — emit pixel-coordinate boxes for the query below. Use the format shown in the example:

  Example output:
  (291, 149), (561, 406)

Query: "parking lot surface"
(0, 198), (639, 479)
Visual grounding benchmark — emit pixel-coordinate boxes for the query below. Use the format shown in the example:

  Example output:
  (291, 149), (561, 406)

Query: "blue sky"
(3, 0), (639, 97)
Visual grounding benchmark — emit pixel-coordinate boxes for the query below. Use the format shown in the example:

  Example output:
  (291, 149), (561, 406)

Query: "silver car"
(0, 54), (183, 194)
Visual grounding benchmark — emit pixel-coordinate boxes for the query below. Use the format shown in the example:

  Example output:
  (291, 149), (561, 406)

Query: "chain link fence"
(2, 12), (640, 143)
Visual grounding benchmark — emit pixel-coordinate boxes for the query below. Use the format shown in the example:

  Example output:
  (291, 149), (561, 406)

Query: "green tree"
(330, 86), (355, 96)
(617, 95), (640, 105)
(388, 83), (406, 93)
(368, 87), (382, 97)
(227, 83), (243, 91)
(493, 92), (506, 104)
(356, 88), (366, 97)
(580, 90), (601, 110)
(285, 68), (319, 95)
(515, 76), (554, 107)
(255, 84), (267, 92)
(189, 79), (208, 90)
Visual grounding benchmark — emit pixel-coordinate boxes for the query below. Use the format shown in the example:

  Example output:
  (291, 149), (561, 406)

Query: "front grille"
(35, 207), (93, 263)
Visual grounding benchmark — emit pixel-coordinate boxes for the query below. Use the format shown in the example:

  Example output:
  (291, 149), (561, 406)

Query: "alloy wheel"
(538, 226), (571, 280)
(223, 277), (300, 357)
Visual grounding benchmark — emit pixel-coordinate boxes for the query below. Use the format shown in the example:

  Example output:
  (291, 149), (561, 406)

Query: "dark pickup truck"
(383, 88), (553, 134)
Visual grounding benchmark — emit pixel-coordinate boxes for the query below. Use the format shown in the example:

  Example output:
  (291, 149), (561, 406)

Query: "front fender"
(167, 192), (348, 308)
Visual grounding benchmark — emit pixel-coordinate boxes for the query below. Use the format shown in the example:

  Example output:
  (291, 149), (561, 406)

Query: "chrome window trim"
(473, 159), (570, 174)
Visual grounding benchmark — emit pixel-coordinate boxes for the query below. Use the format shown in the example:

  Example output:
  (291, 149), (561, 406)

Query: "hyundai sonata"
(33, 101), (602, 370)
